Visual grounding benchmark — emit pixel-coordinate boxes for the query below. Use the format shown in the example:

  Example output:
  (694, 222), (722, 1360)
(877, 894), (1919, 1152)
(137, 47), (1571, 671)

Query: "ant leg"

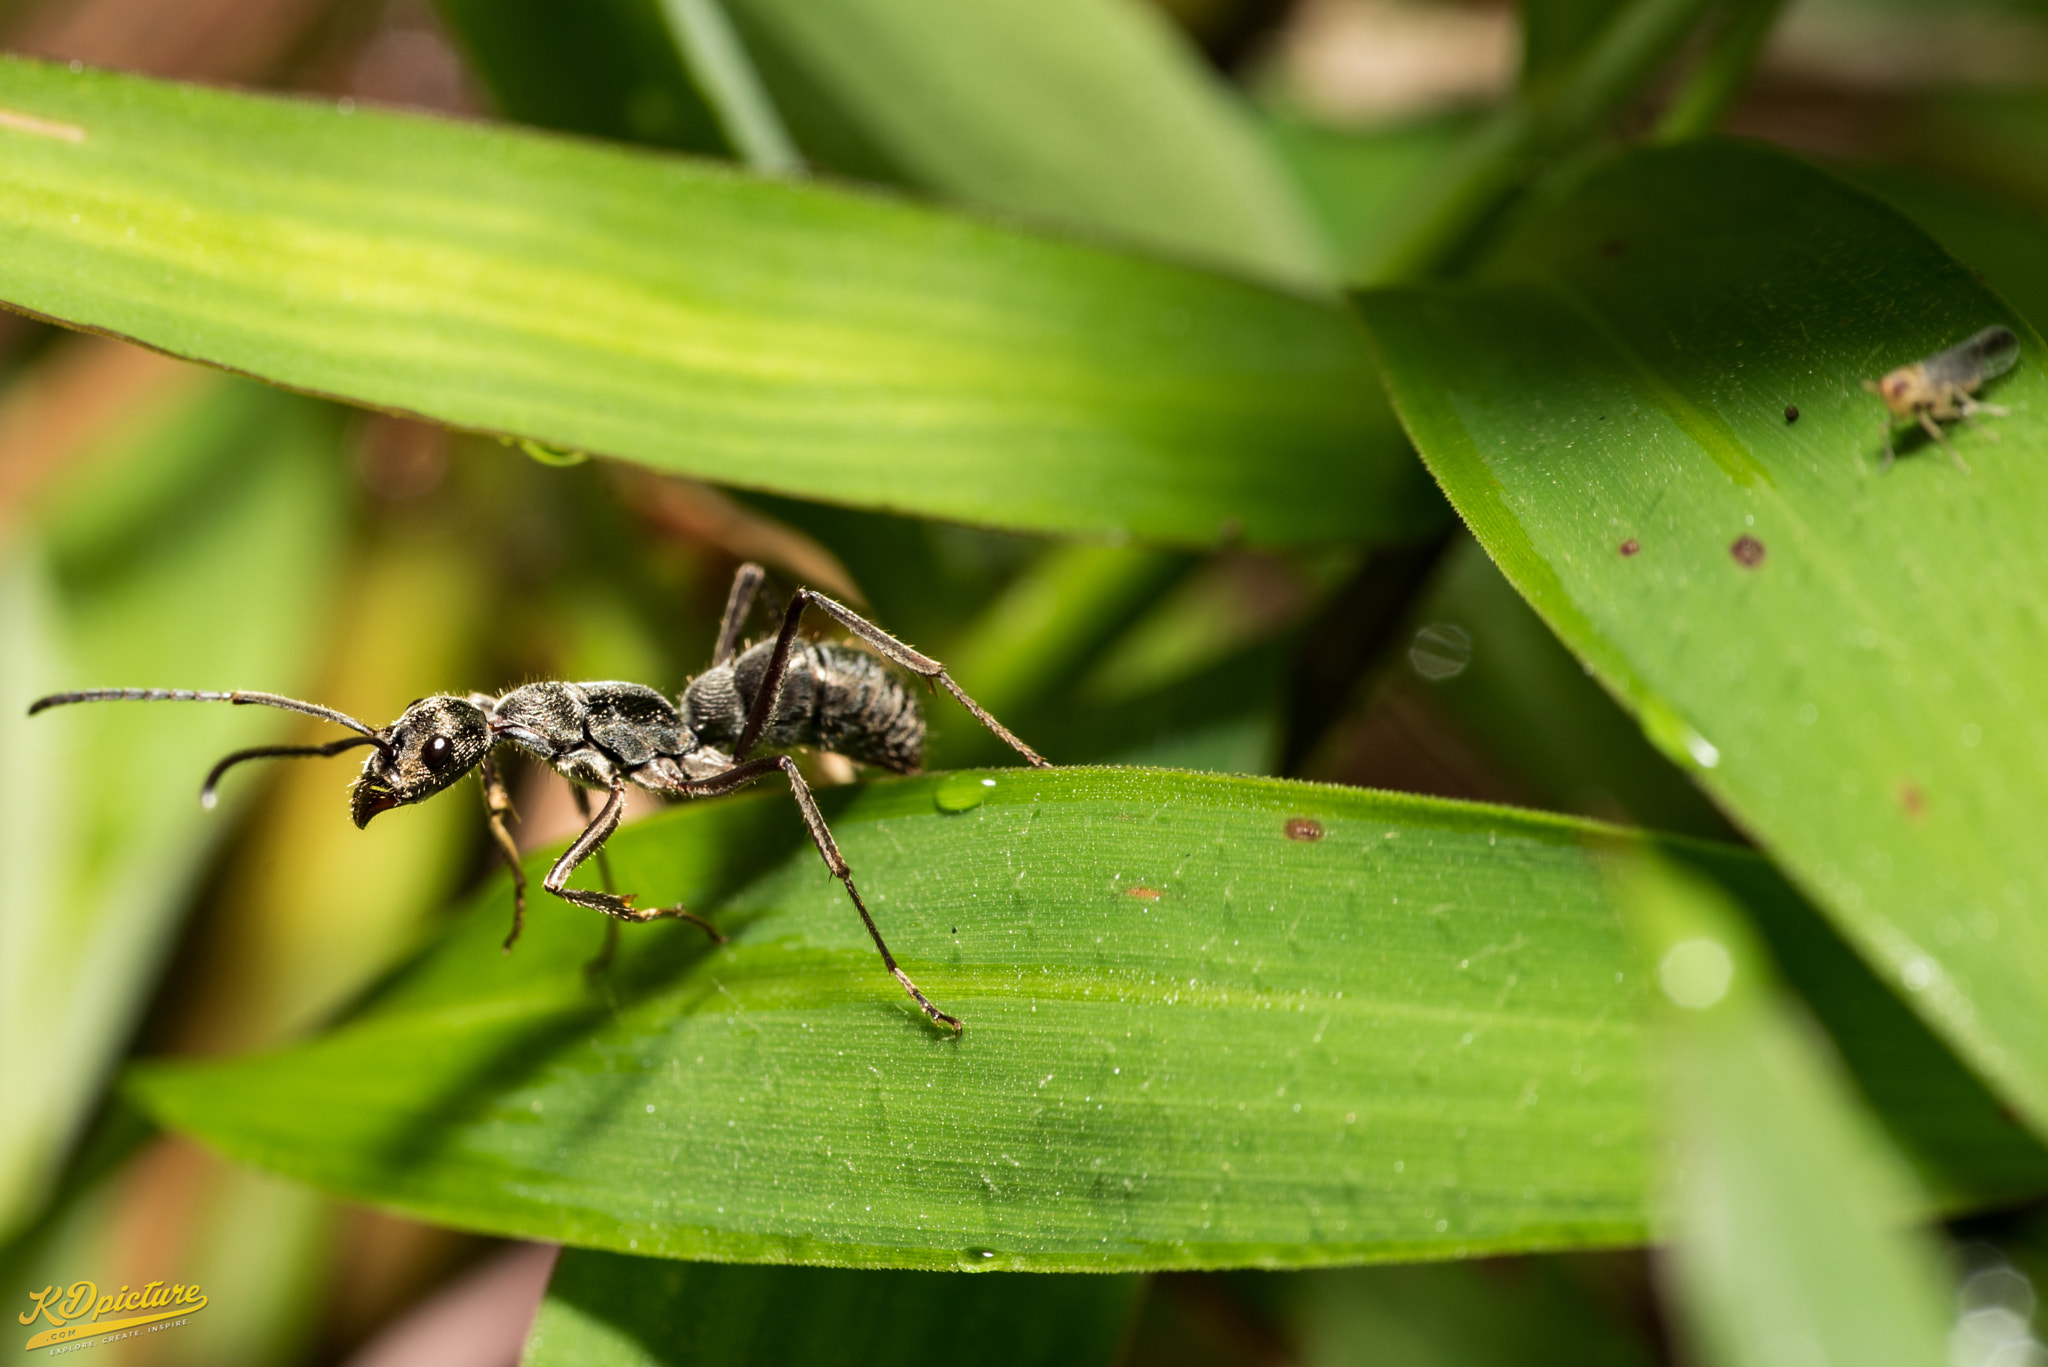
(712, 562), (767, 669)
(679, 754), (962, 1032)
(572, 785), (622, 973)
(543, 781), (725, 943)
(1919, 411), (1969, 473)
(734, 589), (1048, 768)
(480, 752), (527, 952)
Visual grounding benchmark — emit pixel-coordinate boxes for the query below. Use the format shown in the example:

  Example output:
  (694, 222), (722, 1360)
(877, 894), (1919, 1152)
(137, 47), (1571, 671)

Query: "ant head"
(352, 696), (491, 828)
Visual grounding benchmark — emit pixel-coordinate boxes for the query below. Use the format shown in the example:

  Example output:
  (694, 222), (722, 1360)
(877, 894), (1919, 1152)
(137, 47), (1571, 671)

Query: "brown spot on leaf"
(1285, 817), (1324, 842)
(1784, 405), (1799, 424)
(1619, 538), (1640, 557)
(1730, 535), (1766, 568)
(1127, 886), (1161, 901)
(1898, 783), (1926, 820)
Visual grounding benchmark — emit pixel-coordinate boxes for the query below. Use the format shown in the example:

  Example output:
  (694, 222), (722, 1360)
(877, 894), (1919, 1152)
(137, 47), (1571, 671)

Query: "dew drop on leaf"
(935, 773), (997, 812)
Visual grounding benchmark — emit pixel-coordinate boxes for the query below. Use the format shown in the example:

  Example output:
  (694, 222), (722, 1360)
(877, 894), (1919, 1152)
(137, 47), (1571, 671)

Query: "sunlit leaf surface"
(719, 0), (1329, 286)
(1357, 141), (2048, 1130)
(131, 769), (2044, 1270)
(0, 57), (1434, 548)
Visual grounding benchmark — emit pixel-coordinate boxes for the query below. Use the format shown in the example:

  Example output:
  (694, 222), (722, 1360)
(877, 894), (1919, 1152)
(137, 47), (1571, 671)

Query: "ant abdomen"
(686, 640), (924, 774)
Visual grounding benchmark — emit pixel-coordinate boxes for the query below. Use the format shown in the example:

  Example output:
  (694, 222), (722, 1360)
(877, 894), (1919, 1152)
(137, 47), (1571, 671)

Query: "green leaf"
(0, 378), (346, 1237)
(1360, 0), (1721, 282)
(127, 769), (2044, 1270)
(1355, 140), (2048, 1130)
(1616, 850), (1954, 1367)
(522, 1250), (1140, 1365)
(929, 543), (1192, 767)
(1843, 163), (2048, 338)
(720, 0), (1332, 287)
(1521, 0), (1632, 90)
(0, 57), (1431, 548)
(1272, 1256), (1657, 1367)
(1260, 113), (1475, 283)
(1413, 536), (1740, 842)
(656, 0), (802, 174)
(433, 0), (737, 156)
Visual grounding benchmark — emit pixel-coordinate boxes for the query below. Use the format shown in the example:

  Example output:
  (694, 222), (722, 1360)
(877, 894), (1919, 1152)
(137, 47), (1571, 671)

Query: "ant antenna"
(27, 688), (387, 744)
(200, 736), (384, 809)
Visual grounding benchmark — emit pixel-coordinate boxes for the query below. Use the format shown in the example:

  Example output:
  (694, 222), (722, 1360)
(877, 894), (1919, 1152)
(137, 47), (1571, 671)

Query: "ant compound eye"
(422, 735), (455, 773)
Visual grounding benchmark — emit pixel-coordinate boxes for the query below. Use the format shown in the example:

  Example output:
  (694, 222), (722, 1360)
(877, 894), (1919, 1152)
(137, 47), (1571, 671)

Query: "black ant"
(29, 564), (1048, 1031)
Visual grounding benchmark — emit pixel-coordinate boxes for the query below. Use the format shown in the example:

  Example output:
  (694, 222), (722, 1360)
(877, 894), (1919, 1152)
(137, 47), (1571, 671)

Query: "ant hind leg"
(734, 588), (1050, 768)
(676, 754), (963, 1031)
(712, 563), (768, 669)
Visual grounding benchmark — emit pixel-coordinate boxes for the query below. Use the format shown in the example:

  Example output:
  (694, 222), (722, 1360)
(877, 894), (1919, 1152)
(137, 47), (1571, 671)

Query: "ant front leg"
(542, 780), (726, 959)
(572, 785), (623, 974)
(479, 752), (527, 952)
(733, 587), (1051, 768)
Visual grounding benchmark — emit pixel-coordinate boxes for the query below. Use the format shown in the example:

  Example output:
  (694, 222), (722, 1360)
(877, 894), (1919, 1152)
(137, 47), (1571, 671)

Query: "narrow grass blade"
(0, 378), (346, 1238)
(722, 0), (1331, 288)
(0, 58), (1431, 547)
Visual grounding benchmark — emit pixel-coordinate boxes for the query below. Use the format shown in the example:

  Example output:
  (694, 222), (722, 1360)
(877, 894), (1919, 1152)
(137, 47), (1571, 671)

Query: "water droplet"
(519, 437), (588, 466)
(959, 1247), (1000, 1270)
(1409, 623), (1473, 681)
(935, 772), (997, 812)
(1641, 699), (1720, 769)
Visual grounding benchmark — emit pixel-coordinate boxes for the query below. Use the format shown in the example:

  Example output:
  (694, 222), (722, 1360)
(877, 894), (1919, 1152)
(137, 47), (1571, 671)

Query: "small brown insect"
(1862, 325), (2019, 472)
